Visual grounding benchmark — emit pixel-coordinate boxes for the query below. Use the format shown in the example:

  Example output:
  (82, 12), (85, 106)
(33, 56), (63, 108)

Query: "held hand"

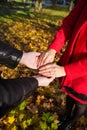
(37, 49), (56, 68)
(33, 75), (55, 86)
(39, 63), (66, 78)
(20, 52), (40, 69)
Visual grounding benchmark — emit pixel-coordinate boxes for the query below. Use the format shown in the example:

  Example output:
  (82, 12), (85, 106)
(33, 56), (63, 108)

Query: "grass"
(0, 2), (69, 24)
(42, 6), (69, 21)
(0, 3), (87, 130)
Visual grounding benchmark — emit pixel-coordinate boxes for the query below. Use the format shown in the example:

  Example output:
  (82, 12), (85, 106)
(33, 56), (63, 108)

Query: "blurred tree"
(69, 0), (78, 11)
(35, 0), (43, 12)
(69, 0), (74, 11)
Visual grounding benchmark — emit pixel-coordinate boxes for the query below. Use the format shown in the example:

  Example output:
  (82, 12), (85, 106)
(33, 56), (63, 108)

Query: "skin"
(39, 63), (66, 78)
(33, 75), (55, 86)
(38, 48), (66, 78)
(20, 52), (40, 69)
(37, 49), (56, 68)
(20, 51), (55, 86)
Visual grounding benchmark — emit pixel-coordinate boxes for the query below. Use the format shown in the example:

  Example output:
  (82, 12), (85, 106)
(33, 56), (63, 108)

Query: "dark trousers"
(65, 95), (87, 122)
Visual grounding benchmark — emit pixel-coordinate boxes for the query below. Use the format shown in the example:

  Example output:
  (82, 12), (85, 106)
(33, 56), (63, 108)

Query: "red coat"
(49, 0), (87, 104)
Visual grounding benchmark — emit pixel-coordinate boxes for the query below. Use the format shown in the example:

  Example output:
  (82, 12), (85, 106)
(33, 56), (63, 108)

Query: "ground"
(0, 2), (87, 130)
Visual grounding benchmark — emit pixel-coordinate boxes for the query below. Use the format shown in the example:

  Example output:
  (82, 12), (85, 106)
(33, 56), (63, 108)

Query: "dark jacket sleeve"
(0, 77), (38, 118)
(0, 41), (23, 68)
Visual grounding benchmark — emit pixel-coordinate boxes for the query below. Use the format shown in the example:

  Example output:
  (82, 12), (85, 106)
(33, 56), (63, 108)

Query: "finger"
(39, 63), (54, 71)
(37, 54), (43, 67)
(48, 77), (55, 81)
(37, 54), (46, 68)
(39, 70), (54, 77)
(35, 52), (41, 56)
(40, 73), (54, 77)
(39, 70), (53, 74)
(39, 66), (53, 74)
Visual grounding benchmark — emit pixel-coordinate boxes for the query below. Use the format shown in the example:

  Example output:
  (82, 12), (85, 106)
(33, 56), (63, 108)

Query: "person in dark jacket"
(38, 0), (87, 130)
(0, 41), (54, 118)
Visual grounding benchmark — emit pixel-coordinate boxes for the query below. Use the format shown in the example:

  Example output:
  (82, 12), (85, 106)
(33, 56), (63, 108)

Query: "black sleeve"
(0, 41), (23, 68)
(0, 77), (38, 118)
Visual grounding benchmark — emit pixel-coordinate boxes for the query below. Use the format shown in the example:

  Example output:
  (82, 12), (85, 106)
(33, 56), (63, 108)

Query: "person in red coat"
(38, 0), (87, 129)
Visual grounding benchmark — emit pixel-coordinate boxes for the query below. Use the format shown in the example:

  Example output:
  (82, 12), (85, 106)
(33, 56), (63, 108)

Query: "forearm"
(0, 41), (23, 69)
(49, 0), (84, 53)
(0, 77), (38, 118)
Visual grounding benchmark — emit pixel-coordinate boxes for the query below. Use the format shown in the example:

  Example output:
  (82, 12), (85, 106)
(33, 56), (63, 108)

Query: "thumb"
(48, 76), (55, 82)
(35, 52), (41, 56)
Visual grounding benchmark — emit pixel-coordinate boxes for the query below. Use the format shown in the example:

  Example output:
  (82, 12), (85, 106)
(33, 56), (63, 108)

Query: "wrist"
(20, 53), (26, 65)
(48, 49), (56, 55)
(32, 76), (40, 86)
(61, 66), (66, 76)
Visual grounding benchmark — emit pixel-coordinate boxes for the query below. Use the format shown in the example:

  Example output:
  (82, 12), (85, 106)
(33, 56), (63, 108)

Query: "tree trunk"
(35, 0), (42, 12)
(69, 0), (74, 12)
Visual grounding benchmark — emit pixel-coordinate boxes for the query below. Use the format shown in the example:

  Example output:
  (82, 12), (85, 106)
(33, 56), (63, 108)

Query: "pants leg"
(58, 97), (87, 130)
(71, 101), (87, 121)
(65, 95), (75, 118)
(58, 95), (75, 128)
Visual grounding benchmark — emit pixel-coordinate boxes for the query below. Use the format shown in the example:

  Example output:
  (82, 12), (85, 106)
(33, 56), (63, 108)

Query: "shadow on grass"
(0, 1), (67, 23)
(0, 9), (64, 24)
(0, 2), (65, 38)
(45, 5), (69, 12)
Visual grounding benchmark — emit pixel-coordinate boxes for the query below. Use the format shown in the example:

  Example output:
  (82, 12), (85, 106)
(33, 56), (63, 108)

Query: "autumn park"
(0, 0), (87, 130)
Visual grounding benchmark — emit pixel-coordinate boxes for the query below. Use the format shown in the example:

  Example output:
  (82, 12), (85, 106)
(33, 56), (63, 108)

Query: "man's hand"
(20, 52), (40, 69)
(37, 49), (56, 68)
(33, 75), (55, 86)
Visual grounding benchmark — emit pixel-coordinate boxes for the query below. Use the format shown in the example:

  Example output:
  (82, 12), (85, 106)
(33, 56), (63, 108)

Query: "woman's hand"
(39, 63), (66, 78)
(20, 52), (40, 69)
(33, 75), (55, 86)
(37, 49), (56, 68)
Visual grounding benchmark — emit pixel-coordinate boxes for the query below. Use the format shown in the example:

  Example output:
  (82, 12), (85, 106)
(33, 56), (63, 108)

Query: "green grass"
(0, 3), (69, 24)
(43, 6), (69, 18)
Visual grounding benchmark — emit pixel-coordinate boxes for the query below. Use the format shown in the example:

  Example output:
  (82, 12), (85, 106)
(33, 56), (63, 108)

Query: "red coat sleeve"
(49, 0), (85, 53)
(64, 56), (87, 80)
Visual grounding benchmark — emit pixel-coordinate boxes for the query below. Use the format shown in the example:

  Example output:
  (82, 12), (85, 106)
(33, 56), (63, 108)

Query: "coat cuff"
(0, 41), (23, 69)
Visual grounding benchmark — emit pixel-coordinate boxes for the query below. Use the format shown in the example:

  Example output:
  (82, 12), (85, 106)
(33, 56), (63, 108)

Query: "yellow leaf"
(22, 121), (27, 129)
(7, 116), (15, 124)
(19, 114), (24, 121)
(11, 125), (17, 130)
